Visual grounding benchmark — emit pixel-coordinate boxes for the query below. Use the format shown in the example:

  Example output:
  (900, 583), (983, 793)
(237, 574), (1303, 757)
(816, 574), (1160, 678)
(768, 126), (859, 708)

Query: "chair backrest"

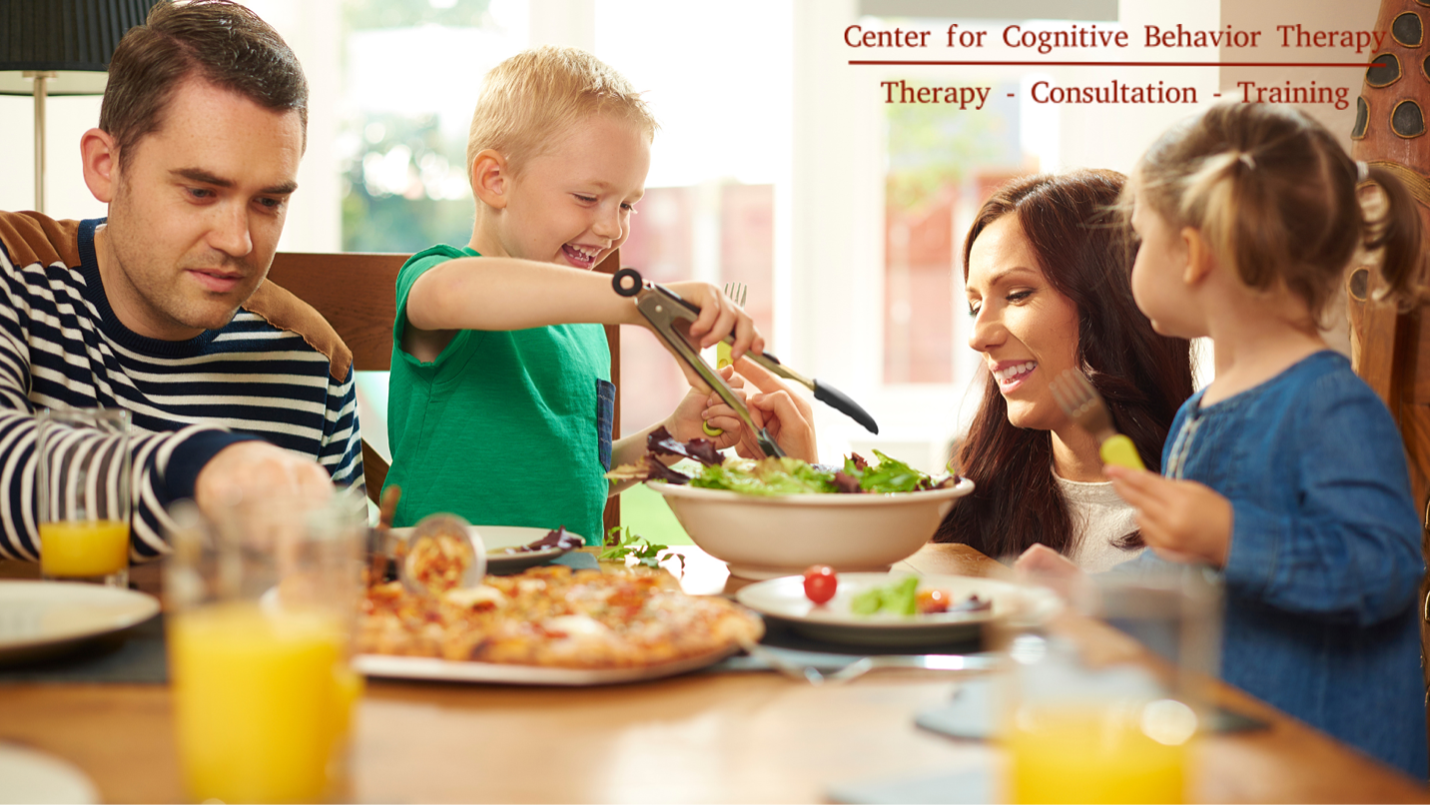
(264, 250), (624, 532)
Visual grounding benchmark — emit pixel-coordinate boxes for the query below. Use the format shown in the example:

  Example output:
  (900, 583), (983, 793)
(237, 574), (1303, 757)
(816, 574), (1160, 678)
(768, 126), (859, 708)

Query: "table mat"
(0, 614), (168, 684)
(0, 554), (601, 686)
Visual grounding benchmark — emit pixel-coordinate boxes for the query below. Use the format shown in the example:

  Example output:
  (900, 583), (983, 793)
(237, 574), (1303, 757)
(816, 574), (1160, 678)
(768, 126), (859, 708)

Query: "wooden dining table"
(2, 542), (1428, 804)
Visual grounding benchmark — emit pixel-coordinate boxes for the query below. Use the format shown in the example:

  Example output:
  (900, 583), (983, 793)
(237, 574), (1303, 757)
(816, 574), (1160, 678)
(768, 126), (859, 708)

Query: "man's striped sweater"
(0, 212), (363, 561)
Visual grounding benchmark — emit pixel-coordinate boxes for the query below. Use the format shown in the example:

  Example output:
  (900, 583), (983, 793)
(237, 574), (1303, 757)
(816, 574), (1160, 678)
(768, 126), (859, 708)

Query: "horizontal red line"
(850, 60), (1382, 68)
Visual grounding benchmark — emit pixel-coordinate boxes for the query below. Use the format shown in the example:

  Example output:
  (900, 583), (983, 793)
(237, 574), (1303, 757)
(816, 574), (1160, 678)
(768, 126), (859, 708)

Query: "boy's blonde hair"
(467, 46), (657, 185)
(1130, 103), (1424, 321)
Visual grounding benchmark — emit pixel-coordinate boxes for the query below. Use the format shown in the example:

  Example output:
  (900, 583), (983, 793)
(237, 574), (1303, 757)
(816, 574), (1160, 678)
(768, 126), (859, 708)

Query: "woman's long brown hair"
(933, 170), (1194, 560)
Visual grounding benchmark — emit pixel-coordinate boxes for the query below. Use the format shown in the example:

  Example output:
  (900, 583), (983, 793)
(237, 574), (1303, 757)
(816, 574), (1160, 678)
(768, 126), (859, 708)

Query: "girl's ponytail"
(1361, 163), (1426, 310)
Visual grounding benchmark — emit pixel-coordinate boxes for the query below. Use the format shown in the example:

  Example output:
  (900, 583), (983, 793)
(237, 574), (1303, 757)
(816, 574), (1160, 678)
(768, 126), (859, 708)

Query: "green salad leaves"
(689, 450), (953, 496)
(604, 427), (959, 497)
(849, 575), (921, 616)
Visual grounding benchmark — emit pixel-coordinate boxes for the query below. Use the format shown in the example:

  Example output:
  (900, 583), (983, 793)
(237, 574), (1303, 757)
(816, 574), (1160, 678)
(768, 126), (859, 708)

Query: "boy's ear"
(1180, 227), (1214, 286)
(81, 128), (119, 204)
(470, 149), (510, 209)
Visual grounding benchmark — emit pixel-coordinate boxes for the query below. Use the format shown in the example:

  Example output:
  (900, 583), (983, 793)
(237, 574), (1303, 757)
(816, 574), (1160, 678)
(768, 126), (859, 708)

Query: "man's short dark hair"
(99, 0), (308, 165)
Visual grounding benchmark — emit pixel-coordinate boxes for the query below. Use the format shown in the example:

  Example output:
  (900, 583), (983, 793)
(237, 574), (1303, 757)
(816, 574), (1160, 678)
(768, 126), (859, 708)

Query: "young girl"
(1109, 103), (1426, 778)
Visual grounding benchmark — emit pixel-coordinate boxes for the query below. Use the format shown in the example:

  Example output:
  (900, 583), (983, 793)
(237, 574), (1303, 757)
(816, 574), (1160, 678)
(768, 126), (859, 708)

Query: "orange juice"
(1006, 706), (1190, 804)
(39, 519), (129, 577)
(169, 603), (360, 804)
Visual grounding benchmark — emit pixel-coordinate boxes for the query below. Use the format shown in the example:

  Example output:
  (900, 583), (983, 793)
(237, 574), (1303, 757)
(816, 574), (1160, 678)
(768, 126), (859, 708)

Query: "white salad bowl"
(645, 477), (975, 580)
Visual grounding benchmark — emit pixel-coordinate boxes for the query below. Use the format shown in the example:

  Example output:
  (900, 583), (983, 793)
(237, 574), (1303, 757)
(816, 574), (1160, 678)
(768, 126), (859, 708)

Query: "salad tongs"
(613, 268), (879, 459)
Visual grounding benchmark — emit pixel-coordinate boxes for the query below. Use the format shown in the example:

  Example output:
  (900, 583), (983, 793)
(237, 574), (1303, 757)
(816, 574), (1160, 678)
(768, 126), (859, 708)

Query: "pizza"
(358, 563), (764, 669)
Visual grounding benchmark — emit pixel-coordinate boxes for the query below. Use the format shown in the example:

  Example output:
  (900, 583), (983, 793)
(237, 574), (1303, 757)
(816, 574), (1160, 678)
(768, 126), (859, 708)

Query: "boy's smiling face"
(477, 113), (650, 269)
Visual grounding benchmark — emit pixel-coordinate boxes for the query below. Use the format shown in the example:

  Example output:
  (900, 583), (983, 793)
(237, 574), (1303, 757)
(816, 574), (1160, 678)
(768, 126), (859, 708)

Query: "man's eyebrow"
(170, 168), (297, 195)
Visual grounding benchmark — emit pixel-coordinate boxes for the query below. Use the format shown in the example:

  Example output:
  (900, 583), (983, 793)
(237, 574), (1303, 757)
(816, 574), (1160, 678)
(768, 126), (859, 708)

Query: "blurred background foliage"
(338, 0), (493, 252)
(884, 82), (1005, 212)
(344, 0), (492, 30)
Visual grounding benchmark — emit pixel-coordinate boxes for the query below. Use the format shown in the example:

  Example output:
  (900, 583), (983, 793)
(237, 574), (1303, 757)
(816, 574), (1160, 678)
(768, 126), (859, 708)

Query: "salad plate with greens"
(735, 573), (1057, 646)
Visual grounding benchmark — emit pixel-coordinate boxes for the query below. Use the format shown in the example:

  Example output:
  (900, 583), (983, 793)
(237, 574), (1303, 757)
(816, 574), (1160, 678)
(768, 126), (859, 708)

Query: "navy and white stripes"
(0, 213), (363, 561)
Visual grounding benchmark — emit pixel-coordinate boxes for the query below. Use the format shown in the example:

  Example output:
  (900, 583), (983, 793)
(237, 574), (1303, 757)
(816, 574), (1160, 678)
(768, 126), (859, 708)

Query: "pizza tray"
(354, 643), (738, 686)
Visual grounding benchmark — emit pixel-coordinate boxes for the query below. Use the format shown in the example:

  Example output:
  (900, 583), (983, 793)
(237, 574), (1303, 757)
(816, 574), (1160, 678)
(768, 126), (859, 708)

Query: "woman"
(724, 170), (1192, 571)
(933, 169), (1194, 570)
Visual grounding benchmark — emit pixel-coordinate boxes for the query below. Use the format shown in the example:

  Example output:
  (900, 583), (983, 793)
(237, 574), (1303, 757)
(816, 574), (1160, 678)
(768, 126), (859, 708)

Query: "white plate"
(0, 741), (98, 804)
(0, 581), (160, 665)
(354, 644), (737, 686)
(387, 525), (584, 574)
(735, 573), (1059, 646)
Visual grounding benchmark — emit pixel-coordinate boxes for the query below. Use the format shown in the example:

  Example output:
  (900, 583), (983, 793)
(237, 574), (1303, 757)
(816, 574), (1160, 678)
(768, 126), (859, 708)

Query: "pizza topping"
(443, 584), (507, 610)
(359, 564), (764, 669)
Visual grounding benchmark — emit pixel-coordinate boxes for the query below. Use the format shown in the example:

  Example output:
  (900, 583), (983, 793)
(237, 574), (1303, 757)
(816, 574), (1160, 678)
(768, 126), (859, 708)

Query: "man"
(0, 0), (362, 562)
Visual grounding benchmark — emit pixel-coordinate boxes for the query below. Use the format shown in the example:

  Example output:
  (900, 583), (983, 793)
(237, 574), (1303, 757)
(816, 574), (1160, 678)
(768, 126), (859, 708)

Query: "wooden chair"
(1350, 0), (1430, 769)
(264, 250), (623, 532)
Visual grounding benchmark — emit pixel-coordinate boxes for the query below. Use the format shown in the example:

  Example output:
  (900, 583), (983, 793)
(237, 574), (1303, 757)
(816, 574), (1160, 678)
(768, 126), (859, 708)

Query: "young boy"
(384, 47), (762, 543)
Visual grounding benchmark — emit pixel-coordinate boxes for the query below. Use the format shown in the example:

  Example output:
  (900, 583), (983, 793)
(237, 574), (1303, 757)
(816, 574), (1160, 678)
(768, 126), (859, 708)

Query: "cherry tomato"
(916, 588), (951, 614)
(803, 565), (838, 605)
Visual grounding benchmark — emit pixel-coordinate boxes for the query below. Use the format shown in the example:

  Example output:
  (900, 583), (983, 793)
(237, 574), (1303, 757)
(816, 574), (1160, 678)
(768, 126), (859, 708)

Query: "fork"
(1048, 369), (1146, 470)
(715, 282), (748, 370)
(740, 642), (995, 685)
(703, 282), (748, 437)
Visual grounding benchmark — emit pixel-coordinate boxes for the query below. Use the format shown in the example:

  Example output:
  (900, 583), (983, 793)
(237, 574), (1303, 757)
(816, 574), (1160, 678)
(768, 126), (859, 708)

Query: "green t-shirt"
(384, 245), (614, 545)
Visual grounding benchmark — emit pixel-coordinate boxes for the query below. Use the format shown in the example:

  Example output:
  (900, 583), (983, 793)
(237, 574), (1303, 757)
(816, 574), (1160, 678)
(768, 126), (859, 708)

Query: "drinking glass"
(999, 568), (1221, 804)
(165, 492), (366, 804)
(37, 407), (131, 587)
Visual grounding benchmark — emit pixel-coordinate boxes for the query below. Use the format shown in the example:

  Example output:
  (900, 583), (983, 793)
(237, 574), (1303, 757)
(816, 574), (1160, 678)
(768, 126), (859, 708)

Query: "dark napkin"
(0, 613), (168, 684)
(708, 615), (992, 673)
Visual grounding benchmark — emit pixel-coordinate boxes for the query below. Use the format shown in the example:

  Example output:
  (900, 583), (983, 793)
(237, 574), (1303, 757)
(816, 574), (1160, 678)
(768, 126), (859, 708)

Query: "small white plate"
(388, 525), (584, 574)
(0, 741), (99, 803)
(0, 581), (160, 665)
(735, 573), (1059, 646)
(354, 644), (736, 686)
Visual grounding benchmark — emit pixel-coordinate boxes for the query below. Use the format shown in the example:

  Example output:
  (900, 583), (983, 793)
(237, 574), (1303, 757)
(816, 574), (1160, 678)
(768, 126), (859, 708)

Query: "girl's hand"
(1106, 467), (1233, 567)
(665, 365), (747, 450)
(704, 357), (819, 463)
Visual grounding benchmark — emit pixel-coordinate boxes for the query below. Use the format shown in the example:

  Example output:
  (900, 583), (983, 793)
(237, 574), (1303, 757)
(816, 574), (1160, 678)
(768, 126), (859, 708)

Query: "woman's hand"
(702, 357), (819, 463)
(665, 365), (748, 450)
(1106, 467), (1233, 567)
(1012, 543), (1087, 600)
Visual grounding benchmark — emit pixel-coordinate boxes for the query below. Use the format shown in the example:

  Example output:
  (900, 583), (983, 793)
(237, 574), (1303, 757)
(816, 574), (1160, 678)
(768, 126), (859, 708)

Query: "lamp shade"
(0, 0), (154, 73)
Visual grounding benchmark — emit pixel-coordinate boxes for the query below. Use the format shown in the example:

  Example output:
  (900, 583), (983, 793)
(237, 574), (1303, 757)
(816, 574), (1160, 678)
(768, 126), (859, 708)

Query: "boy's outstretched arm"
(405, 257), (764, 368)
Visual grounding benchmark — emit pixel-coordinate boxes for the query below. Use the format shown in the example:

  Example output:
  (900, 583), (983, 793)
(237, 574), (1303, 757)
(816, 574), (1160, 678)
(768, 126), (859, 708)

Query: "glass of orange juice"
(37, 407), (131, 587)
(1000, 569), (1221, 804)
(165, 493), (366, 804)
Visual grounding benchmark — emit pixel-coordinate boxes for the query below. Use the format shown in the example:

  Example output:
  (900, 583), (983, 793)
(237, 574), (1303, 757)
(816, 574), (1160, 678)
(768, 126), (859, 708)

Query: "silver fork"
(704, 282), (750, 436)
(725, 281), (748, 309)
(740, 642), (995, 685)
(1049, 369), (1146, 470)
